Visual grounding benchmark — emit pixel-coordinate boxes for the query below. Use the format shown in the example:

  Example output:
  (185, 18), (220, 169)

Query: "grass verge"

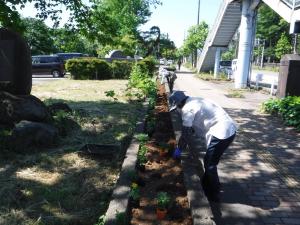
(0, 79), (143, 225)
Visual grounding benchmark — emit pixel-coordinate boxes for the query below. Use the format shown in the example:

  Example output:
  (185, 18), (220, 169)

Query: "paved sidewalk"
(171, 67), (300, 225)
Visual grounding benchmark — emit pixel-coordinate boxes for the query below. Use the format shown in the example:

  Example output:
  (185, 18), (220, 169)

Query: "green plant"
(127, 169), (138, 182)
(115, 210), (127, 225)
(52, 110), (77, 137)
(0, 128), (11, 150)
(111, 60), (133, 79)
(156, 192), (171, 210)
(135, 133), (149, 144)
(94, 215), (105, 225)
(104, 90), (118, 101)
(262, 96), (300, 131)
(145, 117), (156, 136)
(127, 64), (156, 99)
(129, 183), (140, 201)
(137, 145), (148, 166)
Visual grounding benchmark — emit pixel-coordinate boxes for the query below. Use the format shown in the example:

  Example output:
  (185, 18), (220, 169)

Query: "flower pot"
(156, 208), (167, 220)
(159, 150), (168, 157)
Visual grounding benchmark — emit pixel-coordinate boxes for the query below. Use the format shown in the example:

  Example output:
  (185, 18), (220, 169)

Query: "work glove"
(172, 147), (182, 159)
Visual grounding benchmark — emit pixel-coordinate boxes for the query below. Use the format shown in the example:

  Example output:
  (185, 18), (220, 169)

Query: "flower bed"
(129, 83), (193, 225)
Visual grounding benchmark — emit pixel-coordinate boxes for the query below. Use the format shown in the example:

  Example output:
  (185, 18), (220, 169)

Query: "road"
(250, 69), (278, 86)
(32, 75), (67, 85)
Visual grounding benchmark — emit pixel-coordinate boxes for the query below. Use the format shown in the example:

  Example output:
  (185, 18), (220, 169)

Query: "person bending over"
(169, 91), (237, 202)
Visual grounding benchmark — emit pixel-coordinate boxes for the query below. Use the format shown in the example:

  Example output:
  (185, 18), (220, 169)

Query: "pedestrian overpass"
(197, 0), (300, 88)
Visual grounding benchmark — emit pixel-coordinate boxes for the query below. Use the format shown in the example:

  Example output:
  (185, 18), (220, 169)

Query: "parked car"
(56, 52), (83, 63)
(32, 55), (65, 77)
(167, 59), (173, 65)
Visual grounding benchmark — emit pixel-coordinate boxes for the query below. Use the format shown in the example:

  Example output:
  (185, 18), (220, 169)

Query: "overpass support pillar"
(235, 0), (256, 89)
(214, 47), (221, 79)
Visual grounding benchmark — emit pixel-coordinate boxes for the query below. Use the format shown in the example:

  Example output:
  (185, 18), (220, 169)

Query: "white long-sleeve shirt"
(179, 97), (237, 147)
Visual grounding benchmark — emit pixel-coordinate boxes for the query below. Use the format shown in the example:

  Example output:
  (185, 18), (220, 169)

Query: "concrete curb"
(104, 102), (148, 225)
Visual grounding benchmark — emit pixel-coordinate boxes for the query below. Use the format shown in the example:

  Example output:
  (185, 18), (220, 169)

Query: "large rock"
(0, 91), (51, 125)
(11, 120), (58, 149)
(47, 102), (72, 115)
(0, 28), (32, 95)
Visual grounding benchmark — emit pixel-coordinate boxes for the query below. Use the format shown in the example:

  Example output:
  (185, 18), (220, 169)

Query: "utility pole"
(197, 0), (200, 25)
(195, 0), (200, 68)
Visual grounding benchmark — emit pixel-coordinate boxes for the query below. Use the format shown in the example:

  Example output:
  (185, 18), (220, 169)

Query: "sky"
(142, 0), (222, 47)
(19, 0), (222, 48)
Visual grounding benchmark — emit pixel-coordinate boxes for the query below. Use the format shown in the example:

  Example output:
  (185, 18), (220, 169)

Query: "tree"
(159, 34), (176, 59)
(22, 18), (56, 55)
(52, 27), (97, 55)
(140, 26), (161, 57)
(1, 0), (90, 33)
(256, 3), (289, 62)
(181, 21), (208, 65)
(275, 33), (292, 60)
(85, 0), (161, 45)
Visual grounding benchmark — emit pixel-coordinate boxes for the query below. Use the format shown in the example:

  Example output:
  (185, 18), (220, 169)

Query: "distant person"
(177, 58), (182, 71)
(169, 91), (237, 202)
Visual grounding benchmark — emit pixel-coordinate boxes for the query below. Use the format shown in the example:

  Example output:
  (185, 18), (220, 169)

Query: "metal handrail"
(281, 0), (300, 9)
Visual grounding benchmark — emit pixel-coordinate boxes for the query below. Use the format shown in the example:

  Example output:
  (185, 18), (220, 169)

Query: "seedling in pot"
(156, 192), (171, 220)
(129, 182), (140, 208)
(137, 145), (148, 171)
(157, 142), (171, 157)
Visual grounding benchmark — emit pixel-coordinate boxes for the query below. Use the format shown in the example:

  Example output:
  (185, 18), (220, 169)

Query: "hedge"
(65, 57), (157, 80)
(66, 58), (112, 80)
(111, 60), (133, 79)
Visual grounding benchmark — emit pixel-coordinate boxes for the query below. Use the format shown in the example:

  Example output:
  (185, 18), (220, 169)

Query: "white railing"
(281, 0), (300, 9)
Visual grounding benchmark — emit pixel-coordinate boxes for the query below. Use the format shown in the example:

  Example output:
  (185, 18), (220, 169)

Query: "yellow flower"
(131, 182), (138, 189)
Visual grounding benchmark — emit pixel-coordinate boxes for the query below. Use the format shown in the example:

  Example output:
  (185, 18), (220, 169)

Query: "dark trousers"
(203, 133), (236, 193)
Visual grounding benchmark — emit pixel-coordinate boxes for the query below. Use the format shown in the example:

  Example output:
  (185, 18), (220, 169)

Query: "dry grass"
(0, 79), (143, 225)
(226, 89), (245, 98)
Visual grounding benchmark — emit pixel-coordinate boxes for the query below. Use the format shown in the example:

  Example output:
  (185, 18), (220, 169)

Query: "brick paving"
(172, 67), (300, 225)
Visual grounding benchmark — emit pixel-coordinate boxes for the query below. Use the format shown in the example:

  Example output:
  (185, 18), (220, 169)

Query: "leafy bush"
(66, 58), (112, 80)
(137, 56), (157, 75)
(127, 64), (156, 99)
(111, 60), (133, 79)
(262, 96), (300, 131)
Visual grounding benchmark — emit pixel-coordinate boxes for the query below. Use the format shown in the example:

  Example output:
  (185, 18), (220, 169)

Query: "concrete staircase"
(198, 0), (300, 73)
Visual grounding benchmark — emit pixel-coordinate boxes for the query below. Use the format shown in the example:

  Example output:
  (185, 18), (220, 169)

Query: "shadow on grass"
(0, 98), (145, 225)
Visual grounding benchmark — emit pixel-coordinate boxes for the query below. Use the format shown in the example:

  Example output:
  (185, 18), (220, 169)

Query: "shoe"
(207, 192), (220, 203)
(201, 175), (212, 197)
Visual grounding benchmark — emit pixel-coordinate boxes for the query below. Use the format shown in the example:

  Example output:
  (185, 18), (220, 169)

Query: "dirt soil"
(130, 84), (193, 225)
